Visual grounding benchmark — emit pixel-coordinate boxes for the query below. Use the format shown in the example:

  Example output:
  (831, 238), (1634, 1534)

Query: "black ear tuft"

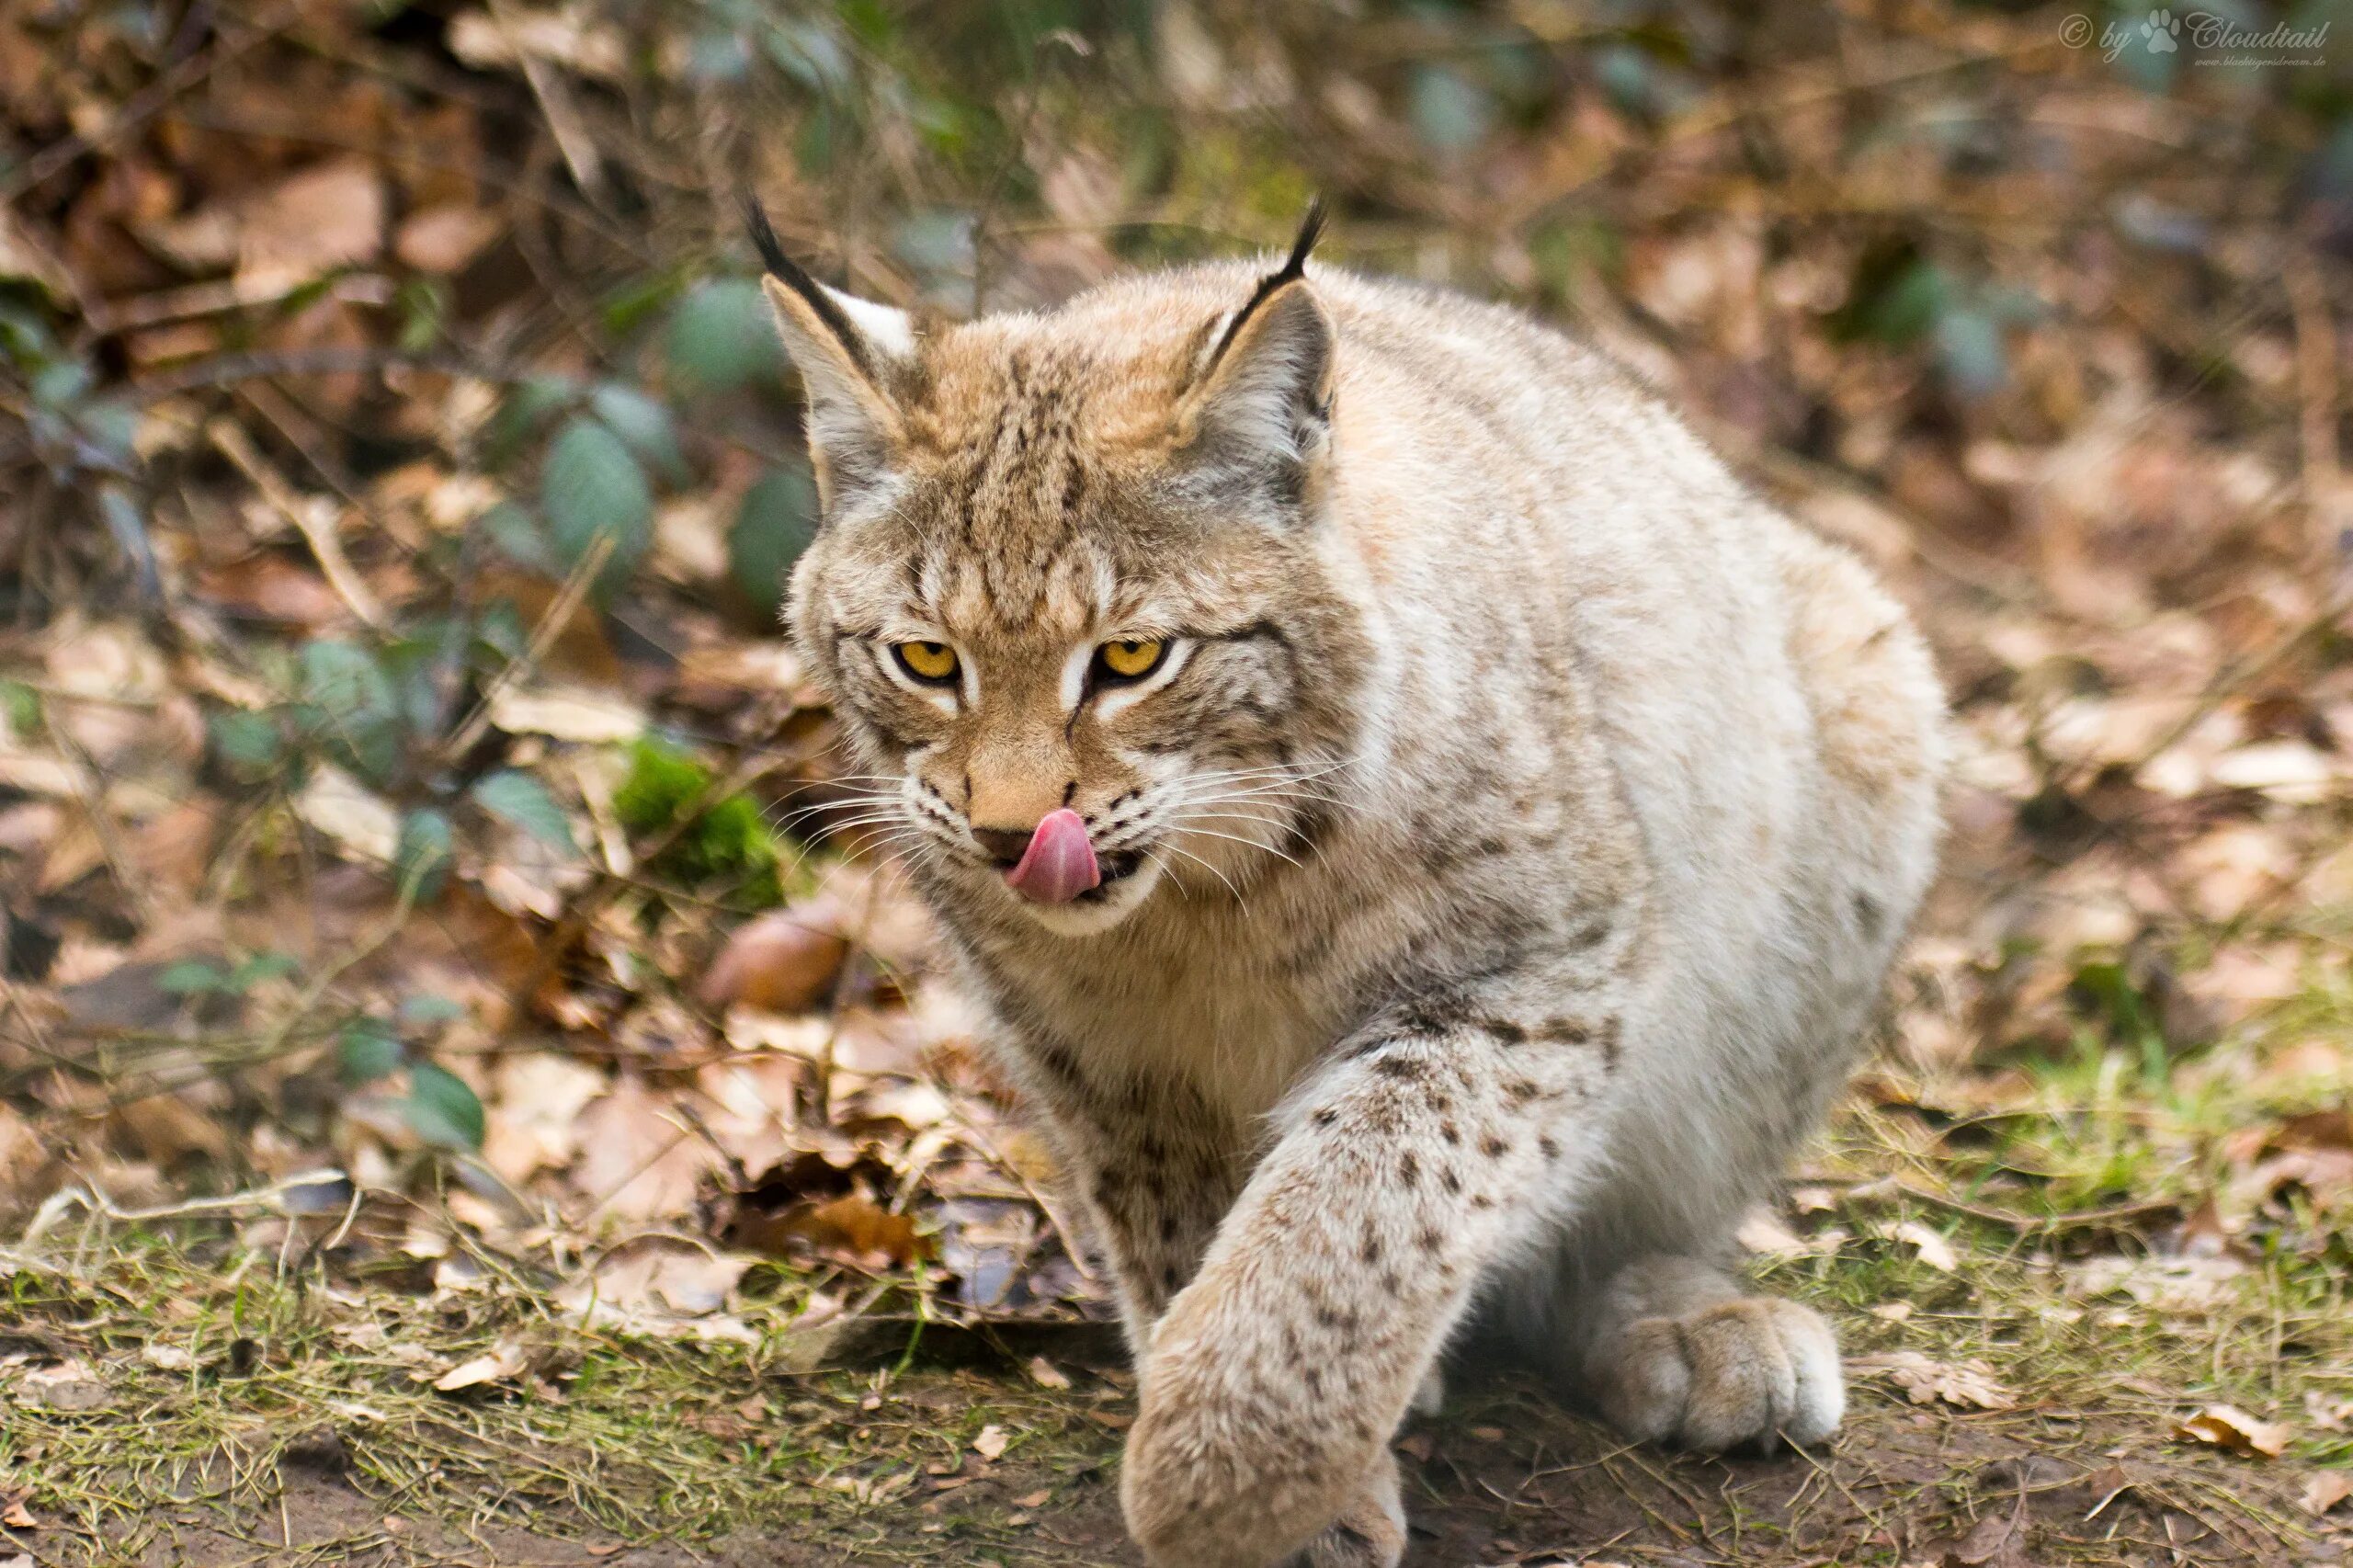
(741, 194), (872, 376)
(1206, 197), (1329, 373)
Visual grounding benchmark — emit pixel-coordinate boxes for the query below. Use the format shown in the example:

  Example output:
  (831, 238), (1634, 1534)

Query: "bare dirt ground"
(28, 1369), (2332, 1568)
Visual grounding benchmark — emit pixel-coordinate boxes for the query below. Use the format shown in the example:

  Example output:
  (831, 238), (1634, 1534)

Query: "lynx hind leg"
(1581, 1256), (1843, 1452)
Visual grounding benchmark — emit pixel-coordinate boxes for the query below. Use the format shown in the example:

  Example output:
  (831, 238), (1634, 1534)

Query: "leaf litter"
(0, 1), (2349, 1562)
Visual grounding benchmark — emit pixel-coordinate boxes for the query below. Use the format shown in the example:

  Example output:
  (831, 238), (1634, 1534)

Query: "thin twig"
(17, 1169), (354, 1245)
(436, 531), (617, 766)
(208, 418), (387, 630)
(131, 345), (521, 405)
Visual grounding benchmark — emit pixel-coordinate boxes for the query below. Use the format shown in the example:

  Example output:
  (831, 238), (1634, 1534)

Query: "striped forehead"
(931, 543), (1110, 646)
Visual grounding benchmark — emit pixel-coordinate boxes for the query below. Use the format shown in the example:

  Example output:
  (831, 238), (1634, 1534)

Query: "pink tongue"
(1004, 809), (1101, 904)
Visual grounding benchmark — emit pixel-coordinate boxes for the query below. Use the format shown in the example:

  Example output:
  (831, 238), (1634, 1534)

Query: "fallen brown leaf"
(1848, 1351), (2015, 1412)
(15, 1358), (112, 1412)
(2173, 1403), (2291, 1460)
(2300, 1471), (2353, 1516)
(699, 905), (849, 1014)
(430, 1340), (529, 1392)
(1893, 1219), (1961, 1272)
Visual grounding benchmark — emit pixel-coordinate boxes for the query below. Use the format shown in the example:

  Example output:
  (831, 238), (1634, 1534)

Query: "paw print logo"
(2143, 7), (2179, 51)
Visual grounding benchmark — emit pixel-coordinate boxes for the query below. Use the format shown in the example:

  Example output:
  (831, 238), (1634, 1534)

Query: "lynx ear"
(1181, 200), (1335, 505)
(745, 198), (914, 513)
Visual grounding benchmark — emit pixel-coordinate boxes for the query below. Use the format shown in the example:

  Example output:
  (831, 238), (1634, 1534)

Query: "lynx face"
(759, 207), (1366, 935)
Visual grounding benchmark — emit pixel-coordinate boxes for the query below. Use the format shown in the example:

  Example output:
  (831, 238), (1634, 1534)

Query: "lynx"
(750, 199), (1944, 1567)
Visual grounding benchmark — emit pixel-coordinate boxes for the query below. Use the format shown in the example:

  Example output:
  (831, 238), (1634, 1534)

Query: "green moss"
(612, 736), (786, 906)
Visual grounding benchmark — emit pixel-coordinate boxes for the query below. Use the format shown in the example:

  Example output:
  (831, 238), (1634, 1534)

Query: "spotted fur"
(756, 206), (1945, 1567)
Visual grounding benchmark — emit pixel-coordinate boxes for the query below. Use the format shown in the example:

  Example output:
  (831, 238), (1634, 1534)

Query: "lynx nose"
(972, 826), (1036, 868)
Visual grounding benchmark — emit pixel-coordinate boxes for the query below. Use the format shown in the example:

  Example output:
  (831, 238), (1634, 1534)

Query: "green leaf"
(0, 679), (40, 738)
(665, 278), (783, 396)
(483, 373), (581, 470)
(404, 1062), (485, 1150)
(590, 382), (688, 486)
(395, 807), (456, 902)
(475, 500), (556, 575)
(300, 639), (397, 723)
(158, 960), (228, 995)
(30, 360), (90, 407)
(398, 994), (467, 1028)
(298, 640), (402, 783)
(731, 465), (820, 613)
(337, 1017), (404, 1085)
(78, 400), (138, 466)
(394, 276), (449, 352)
(540, 415), (651, 596)
(227, 951), (300, 991)
(1859, 261), (1950, 347)
(471, 769), (578, 854)
(1935, 306), (2008, 398)
(208, 710), (282, 776)
(1407, 63), (1496, 155)
(596, 267), (688, 339)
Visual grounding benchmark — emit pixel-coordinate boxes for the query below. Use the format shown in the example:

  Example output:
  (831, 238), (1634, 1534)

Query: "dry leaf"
(2302, 1471), (2353, 1516)
(570, 1078), (721, 1225)
(700, 906), (849, 1014)
(561, 1239), (754, 1321)
(1893, 1219), (1960, 1272)
(783, 1193), (925, 1267)
(487, 684), (646, 744)
(16, 1358), (112, 1412)
(292, 762), (400, 864)
(431, 1340), (529, 1392)
(1848, 1351), (2015, 1412)
(2173, 1403), (2290, 1460)
(481, 1052), (608, 1186)
(2, 1500), (35, 1528)
(394, 203), (503, 274)
(972, 1424), (1010, 1461)
(237, 156), (384, 290)
(1026, 1356), (1071, 1391)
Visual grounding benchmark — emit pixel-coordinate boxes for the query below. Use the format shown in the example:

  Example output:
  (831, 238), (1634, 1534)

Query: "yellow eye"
(1097, 638), (1166, 681)
(893, 641), (960, 684)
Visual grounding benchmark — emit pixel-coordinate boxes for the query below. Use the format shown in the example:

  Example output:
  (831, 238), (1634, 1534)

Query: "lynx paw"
(1592, 1295), (1842, 1451)
(1285, 1449), (1406, 1568)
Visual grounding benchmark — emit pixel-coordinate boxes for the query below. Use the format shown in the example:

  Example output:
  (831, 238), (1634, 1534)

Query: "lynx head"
(752, 201), (1368, 936)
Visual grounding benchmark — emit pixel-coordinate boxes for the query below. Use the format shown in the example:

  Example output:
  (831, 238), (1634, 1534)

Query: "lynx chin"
(751, 198), (1944, 1567)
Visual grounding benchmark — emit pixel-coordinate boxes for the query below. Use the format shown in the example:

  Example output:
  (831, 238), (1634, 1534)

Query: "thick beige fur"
(760, 223), (1945, 1566)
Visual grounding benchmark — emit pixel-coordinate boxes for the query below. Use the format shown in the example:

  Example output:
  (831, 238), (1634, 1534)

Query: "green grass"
(0, 1236), (1111, 1555)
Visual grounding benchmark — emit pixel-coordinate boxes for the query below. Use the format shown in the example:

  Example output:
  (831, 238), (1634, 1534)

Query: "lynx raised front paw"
(1285, 1449), (1406, 1568)
(1591, 1294), (1843, 1451)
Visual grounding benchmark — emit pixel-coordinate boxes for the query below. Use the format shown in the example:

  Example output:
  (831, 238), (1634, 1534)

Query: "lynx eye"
(892, 641), (960, 685)
(1095, 638), (1166, 683)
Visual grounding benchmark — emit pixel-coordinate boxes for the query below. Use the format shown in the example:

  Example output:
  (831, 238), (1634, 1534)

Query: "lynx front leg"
(1017, 1039), (1245, 1355)
(1120, 1010), (1619, 1568)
